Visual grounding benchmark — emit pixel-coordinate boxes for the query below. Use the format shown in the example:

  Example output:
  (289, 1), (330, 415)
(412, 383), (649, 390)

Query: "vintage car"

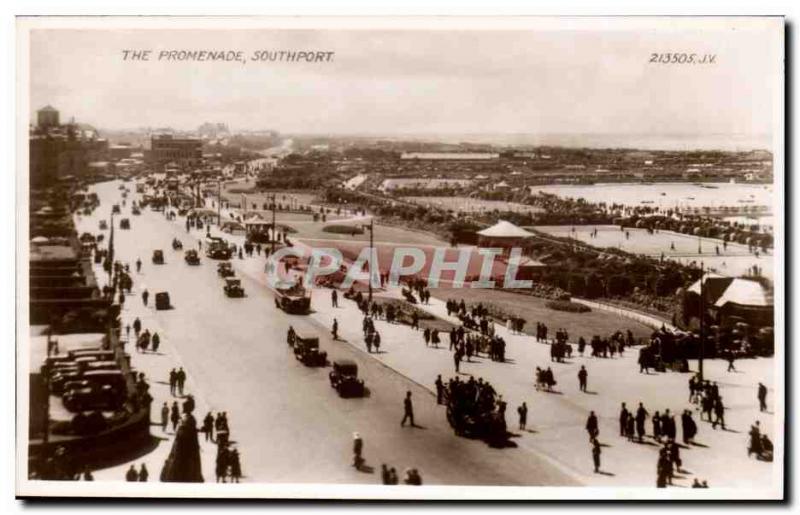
(217, 262), (234, 277)
(98, 220), (108, 230)
(50, 370), (83, 395)
(155, 291), (171, 310)
(172, 238), (183, 250)
(68, 349), (114, 361)
(329, 359), (365, 398)
(112, 204), (121, 214)
(132, 206), (141, 216)
(205, 236), (232, 260)
(224, 278), (245, 297)
(62, 382), (125, 412)
(293, 336), (327, 367)
(184, 249), (201, 265)
(120, 218), (130, 230)
(274, 284), (312, 315)
(152, 249), (165, 264)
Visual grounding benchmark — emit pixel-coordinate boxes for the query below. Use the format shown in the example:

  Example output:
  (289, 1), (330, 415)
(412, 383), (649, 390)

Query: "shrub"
(322, 224), (364, 235)
(545, 300), (591, 313)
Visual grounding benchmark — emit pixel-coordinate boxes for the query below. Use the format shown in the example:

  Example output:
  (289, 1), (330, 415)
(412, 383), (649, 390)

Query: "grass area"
(298, 223), (448, 246)
(430, 287), (653, 341)
(403, 196), (543, 214)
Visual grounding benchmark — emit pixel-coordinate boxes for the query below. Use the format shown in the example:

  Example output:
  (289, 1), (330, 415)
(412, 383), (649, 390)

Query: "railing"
(572, 297), (676, 332)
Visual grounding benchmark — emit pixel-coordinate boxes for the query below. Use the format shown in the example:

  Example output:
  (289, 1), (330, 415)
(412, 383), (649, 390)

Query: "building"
(36, 105), (59, 129)
(150, 135), (202, 168)
(476, 220), (535, 252)
(400, 152), (500, 161)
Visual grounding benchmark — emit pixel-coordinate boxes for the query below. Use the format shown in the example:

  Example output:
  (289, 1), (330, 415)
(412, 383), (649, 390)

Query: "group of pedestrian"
(169, 367), (187, 396)
(124, 463), (149, 482)
(362, 315), (382, 353)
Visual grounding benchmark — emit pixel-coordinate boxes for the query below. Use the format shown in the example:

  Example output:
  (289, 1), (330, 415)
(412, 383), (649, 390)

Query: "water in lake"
(532, 182), (774, 213)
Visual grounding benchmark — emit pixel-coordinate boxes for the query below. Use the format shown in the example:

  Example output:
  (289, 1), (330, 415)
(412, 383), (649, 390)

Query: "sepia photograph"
(15, 16), (784, 500)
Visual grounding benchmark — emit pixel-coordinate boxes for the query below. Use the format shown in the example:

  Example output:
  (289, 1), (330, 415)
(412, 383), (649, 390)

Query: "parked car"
(99, 220), (108, 230)
(152, 249), (165, 264)
(293, 336), (327, 367)
(329, 359), (365, 398)
(62, 383), (124, 412)
(224, 278), (245, 297)
(120, 218), (130, 230)
(155, 291), (171, 310)
(184, 249), (201, 265)
(132, 206), (141, 215)
(112, 204), (121, 214)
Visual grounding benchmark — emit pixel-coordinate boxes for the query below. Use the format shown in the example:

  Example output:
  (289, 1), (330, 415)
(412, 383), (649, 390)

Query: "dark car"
(120, 218), (130, 230)
(184, 249), (201, 265)
(294, 336), (327, 367)
(329, 359), (365, 398)
(99, 220), (108, 230)
(112, 204), (121, 214)
(217, 262), (234, 277)
(224, 278), (245, 297)
(132, 206), (141, 215)
(152, 249), (165, 264)
(62, 383), (125, 412)
(155, 291), (171, 310)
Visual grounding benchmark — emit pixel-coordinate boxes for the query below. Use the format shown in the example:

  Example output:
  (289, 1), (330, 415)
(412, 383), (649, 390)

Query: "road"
(89, 180), (576, 486)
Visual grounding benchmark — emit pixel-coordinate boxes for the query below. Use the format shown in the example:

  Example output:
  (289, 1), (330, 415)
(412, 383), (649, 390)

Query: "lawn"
(430, 287), (653, 342)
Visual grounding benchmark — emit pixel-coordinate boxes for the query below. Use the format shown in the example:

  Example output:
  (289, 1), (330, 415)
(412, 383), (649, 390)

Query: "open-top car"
(172, 238), (183, 250)
(329, 359), (365, 398)
(112, 204), (121, 214)
(275, 283), (311, 314)
(132, 206), (141, 215)
(155, 291), (171, 310)
(98, 220), (108, 230)
(152, 249), (165, 264)
(224, 278), (245, 297)
(294, 336), (327, 367)
(184, 249), (201, 265)
(217, 261), (234, 277)
(120, 218), (130, 230)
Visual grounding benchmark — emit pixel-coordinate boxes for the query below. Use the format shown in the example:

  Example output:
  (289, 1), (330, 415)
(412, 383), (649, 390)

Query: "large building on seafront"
(149, 134), (203, 168)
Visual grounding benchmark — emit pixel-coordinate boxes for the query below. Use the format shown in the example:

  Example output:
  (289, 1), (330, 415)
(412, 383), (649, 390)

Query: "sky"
(27, 22), (782, 144)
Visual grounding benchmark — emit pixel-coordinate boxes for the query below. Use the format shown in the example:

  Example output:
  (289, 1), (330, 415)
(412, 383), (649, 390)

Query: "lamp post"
(271, 193), (277, 255)
(365, 218), (374, 303)
(217, 179), (221, 226)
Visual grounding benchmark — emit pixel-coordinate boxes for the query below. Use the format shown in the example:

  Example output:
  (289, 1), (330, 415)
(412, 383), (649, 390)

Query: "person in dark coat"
(401, 391), (415, 427)
(138, 464), (149, 482)
(125, 464), (138, 481)
(151, 332), (160, 353)
(518, 402), (528, 431)
(591, 438), (602, 473)
(203, 412), (215, 442)
(435, 375), (444, 405)
(758, 382), (768, 412)
(682, 410), (697, 444)
(170, 401), (180, 432)
(578, 366), (588, 392)
(619, 403), (629, 437)
(653, 411), (662, 442)
(636, 403), (649, 442)
(586, 411), (599, 440)
(229, 448), (242, 483)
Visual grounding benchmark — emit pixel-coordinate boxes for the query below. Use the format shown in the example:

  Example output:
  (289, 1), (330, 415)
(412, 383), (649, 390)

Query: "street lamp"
(362, 218), (375, 303)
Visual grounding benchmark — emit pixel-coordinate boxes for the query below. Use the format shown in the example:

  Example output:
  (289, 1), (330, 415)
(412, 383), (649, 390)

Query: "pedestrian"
(586, 411), (599, 440)
(229, 448), (242, 483)
(435, 375), (444, 405)
(135, 258), (141, 273)
(727, 354), (736, 372)
(423, 328), (430, 346)
(518, 402), (528, 431)
(125, 464), (138, 481)
(578, 365), (588, 392)
(133, 317), (141, 336)
(151, 332), (160, 353)
(401, 391), (415, 427)
(454, 349), (461, 373)
(712, 397), (726, 430)
(332, 318), (339, 340)
(636, 402), (649, 442)
(160, 402), (169, 432)
(168, 368), (177, 396)
(170, 401), (180, 432)
(138, 464), (149, 482)
(352, 432), (364, 469)
(373, 331), (381, 353)
(653, 411), (662, 442)
(204, 411), (215, 442)
(758, 382), (768, 412)
(216, 445), (229, 483)
(388, 467), (399, 485)
(381, 464), (391, 484)
(176, 367), (186, 396)
(591, 437), (601, 473)
(331, 289), (338, 307)
(125, 324), (130, 341)
(142, 289), (149, 307)
(619, 403), (629, 436)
